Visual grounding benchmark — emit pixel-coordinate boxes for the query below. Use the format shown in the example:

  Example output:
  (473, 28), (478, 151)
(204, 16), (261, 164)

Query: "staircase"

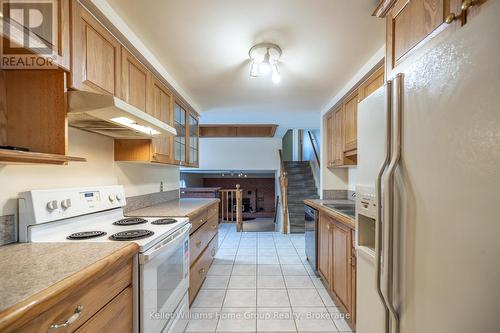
(284, 161), (319, 233)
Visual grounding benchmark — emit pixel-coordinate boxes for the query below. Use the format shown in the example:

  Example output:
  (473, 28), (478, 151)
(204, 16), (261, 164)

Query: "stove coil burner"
(113, 217), (148, 226)
(151, 218), (177, 225)
(109, 229), (154, 241)
(67, 231), (107, 240)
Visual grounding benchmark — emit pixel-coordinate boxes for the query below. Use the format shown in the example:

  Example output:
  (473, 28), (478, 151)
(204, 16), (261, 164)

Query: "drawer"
(17, 259), (132, 333)
(189, 234), (218, 305)
(207, 204), (218, 220)
(189, 214), (218, 266)
(189, 210), (208, 234)
(75, 287), (133, 333)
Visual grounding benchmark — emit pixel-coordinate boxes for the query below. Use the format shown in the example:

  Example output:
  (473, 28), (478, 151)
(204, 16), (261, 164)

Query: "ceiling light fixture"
(249, 42), (282, 84)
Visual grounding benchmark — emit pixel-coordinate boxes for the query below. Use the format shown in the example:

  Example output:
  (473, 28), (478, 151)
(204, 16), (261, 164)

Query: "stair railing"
(220, 185), (243, 231)
(278, 149), (289, 234)
(307, 130), (320, 167)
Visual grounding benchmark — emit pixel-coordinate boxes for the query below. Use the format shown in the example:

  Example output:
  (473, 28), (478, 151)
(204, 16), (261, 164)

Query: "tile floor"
(185, 223), (353, 333)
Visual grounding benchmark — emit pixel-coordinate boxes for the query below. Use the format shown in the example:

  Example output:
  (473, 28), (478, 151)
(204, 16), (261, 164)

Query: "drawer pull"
(211, 224), (217, 229)
(199, 268), (206, 275)
(196, 240), (202, 247)
(49, 305), (83, 331)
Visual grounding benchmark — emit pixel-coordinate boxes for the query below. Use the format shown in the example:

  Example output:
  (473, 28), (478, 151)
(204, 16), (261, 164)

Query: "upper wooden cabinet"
(1, 0), (71, 71)
(174, 102), (188, 165)
(324, 65), (384, 168)
(120, 46), (151, 113)
(382, 0), (488, 75)
(150, 76), (174, 162)
(188, 113), (199, 167)
(343, 92), (358, 154)
(70, 0), (121, 95)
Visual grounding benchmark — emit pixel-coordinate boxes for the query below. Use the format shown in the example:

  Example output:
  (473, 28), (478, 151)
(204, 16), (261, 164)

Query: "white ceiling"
(106, 0), (384, 136)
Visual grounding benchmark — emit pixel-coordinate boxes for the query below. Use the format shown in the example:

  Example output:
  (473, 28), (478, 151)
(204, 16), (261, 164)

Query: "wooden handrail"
(219, 185), (243, 232)
(308, 130), (321, 167)
(278, 149), (289, 234)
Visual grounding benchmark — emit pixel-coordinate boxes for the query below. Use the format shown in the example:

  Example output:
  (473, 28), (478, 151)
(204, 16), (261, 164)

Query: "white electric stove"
(18, 185), (190, 333)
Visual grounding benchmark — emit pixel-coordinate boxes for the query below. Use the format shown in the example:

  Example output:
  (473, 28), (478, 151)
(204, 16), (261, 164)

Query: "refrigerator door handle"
(375, 80), (392, 333)
(383, 73), (403, 333)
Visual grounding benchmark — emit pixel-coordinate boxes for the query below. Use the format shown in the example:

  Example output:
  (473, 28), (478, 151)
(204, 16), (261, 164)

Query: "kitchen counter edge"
(304, 199), (356, 229)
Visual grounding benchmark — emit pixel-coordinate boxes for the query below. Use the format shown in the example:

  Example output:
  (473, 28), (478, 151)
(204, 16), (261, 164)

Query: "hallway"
(185, 224), (353, 332)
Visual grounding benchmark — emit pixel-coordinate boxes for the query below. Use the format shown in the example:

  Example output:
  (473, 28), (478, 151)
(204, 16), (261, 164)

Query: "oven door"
(139, 224), (190, 333)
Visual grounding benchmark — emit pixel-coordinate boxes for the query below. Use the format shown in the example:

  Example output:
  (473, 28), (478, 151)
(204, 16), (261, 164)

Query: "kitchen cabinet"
(188, 113), (200, 167)
(0, 70), (85, 164)
(174, 102), (188, 165)
(189, 202), (219, 304)
(1, 244), (137, 333)
(318, 212), (333, 287)
(70, 0), (121, 95)
(325, 113), (334, 167)
(120, 46), (151, 113)
(317, 212), (356, 329)
(324, 64), (384, 168)
(343, 92), (358, 154)
(358, 66), (385, 102)
(1, 0), (70, 71)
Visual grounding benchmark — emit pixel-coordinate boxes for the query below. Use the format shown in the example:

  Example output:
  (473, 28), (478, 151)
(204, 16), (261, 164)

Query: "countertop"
(304, 199), (356, 229)
(0, 242), (137, 314)
(126, 198), (220, 217)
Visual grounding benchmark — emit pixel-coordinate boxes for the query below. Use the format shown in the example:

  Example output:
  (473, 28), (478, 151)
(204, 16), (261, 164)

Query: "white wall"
(0, 128), (180, 217)
(198, 137), (282, 171)
(319, 46), (385, 197)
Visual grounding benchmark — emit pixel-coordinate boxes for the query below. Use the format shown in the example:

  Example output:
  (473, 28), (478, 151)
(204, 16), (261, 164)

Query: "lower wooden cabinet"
(317, 213), (356, 329)
(8, 245), (137, 333)
(188, 203), (219, 304)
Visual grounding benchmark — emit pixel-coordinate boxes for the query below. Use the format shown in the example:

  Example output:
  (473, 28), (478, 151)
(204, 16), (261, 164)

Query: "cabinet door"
(121, 46), (151, 112)
(188, 113), (199, 166)
(1, 0), (70, 70)
(151, 76), (173, 163)
(174, 102), (187, 164)
(70, 0), (121, 95)
(386, 0), (461, 72)
(343, 92), (358, 153)
(318, 214), (332, 287)
(332, 107), (344, 166)
(358, 66), (384, 102)
(332, 220), (353, 315)
(325, 113), (334, 168)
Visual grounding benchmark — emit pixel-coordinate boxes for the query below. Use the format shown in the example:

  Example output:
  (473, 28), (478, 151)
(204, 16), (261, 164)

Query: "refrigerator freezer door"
(394, 2), (500, 332)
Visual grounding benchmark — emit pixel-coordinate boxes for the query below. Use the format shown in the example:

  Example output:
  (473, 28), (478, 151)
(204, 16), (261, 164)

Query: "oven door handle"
(139, 224), (191, 264)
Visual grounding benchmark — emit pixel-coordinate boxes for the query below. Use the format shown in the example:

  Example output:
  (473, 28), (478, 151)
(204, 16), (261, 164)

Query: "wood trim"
(199, 124), (278, 138)
(0, 149), (86, 165)
(0, 244), (138, 332)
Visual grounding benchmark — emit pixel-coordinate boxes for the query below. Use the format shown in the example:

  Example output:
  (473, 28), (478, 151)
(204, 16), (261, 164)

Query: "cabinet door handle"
(211, 248), (216, 256)
(49, 305), (84, 331)
(211, 224), (217, 229)
(199, 268), (206, 275)
(195, 240), (202, 247)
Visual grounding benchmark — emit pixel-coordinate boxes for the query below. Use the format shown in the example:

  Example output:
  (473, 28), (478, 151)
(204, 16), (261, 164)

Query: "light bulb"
(249, 61), (259, 78)
(272, 63), (281, 84)
(260, 48), (271, 76)
(259, 62), (271, 76)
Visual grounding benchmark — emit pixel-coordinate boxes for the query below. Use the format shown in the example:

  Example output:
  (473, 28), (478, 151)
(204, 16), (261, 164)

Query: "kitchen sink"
(324, 203), (356, 218)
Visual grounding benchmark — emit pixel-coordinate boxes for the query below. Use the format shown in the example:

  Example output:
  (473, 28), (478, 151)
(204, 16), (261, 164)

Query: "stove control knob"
(61, 199), (72, 209)
(116, 194), (122, 201)
(46, 200), (58, 211)
(108, 194), (116, 202)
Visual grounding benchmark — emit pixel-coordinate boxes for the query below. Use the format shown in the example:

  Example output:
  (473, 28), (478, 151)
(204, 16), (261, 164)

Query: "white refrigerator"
(356, 2), (500, 333)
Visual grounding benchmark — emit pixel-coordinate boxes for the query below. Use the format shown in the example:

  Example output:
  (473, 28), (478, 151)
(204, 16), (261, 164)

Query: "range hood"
(67, 91), (177, 139)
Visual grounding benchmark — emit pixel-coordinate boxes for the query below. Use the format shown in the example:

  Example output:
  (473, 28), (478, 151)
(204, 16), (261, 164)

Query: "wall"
(302, 129), (321, 192)
(319, 46), (385, 197)
(197, 137), (282, 171)
(181, 173), (205, 187)
(0, 128), (180, 217)
(282, 130), (293, 161)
